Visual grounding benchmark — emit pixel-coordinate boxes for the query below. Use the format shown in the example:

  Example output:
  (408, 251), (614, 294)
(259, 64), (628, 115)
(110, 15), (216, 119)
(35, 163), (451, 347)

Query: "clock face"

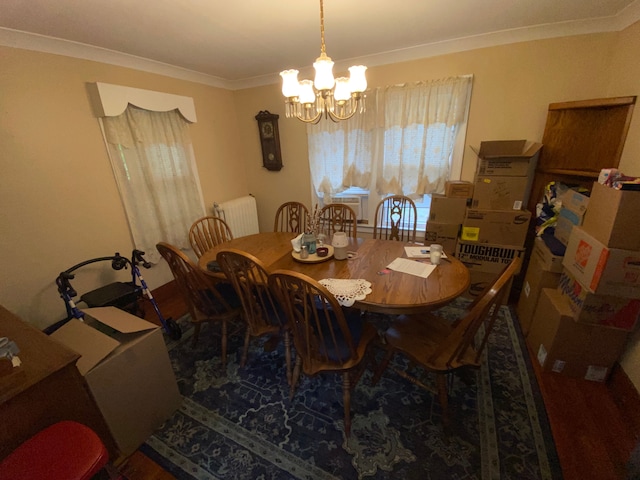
(255, 112), (282, 171)
(261, 121), (274, 139)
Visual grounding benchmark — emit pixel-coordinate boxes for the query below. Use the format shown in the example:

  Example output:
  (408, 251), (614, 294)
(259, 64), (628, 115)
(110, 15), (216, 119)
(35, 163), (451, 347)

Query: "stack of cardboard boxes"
(454, 140), (542, 298)
(527, 181), (640, 382)
(516, 237), (564, 334)
(516, 187), (589, 334)
(425, 181), (472, 255)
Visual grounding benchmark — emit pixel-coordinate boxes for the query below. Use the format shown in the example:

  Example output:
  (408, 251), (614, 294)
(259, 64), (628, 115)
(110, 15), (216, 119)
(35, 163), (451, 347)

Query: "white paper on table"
(387, 257), (436, 278)
(404, 246), (448, 259)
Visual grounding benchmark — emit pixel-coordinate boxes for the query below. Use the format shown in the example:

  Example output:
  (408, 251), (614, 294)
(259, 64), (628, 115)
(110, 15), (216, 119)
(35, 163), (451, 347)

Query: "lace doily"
(319, 278), (372, 307)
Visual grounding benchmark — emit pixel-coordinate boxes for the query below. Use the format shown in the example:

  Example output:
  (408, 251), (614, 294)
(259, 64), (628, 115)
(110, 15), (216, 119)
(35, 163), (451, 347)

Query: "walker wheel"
(164, 318), (182, 340)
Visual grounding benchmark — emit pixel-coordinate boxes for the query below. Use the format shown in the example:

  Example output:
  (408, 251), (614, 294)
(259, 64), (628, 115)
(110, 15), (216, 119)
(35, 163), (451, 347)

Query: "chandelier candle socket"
(279, 0), (367, 124)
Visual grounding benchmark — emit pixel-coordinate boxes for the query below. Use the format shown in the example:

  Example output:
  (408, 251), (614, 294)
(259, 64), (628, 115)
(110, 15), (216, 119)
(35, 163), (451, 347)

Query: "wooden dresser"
(0, 305), (117, 460)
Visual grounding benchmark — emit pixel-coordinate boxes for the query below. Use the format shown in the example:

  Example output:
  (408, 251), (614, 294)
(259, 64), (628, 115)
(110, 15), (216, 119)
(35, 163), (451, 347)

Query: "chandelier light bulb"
(313, 53), (335, 91)
(298, 80), (316, 105)
(333, 77), (351, 102)
(348, 66), (368, 93)
(280, 69), (301, 98)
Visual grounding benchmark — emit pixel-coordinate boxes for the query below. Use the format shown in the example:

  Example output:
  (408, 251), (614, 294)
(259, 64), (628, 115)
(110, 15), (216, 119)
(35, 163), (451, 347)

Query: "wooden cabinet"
(0, 305), (117, 460)
(527, 96), (636, 213)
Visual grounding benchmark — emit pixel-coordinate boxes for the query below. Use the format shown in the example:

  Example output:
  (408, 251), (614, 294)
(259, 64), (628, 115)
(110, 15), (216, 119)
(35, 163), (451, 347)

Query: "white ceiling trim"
(0, 28), (232, 90)
(3, 7), (640, 92)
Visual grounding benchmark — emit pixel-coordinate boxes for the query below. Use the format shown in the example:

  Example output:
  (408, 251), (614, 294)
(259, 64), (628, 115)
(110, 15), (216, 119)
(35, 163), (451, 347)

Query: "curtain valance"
(90, 82), (197, 122)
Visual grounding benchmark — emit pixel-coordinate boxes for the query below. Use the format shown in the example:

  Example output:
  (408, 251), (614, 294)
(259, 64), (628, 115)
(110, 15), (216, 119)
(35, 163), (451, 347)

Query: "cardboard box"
(51, 307), (182, 456)
(471, 176), (530, 210)
(558, 270), (640, 331)
(456, 241), (525, 274)
(461, 209), (531, 246)
(445, 180), (474, 199)
(516, 251), (561, 335)
(424, 222), (459, 254)
(471, 140), (542, 177)
(562, 226), (640, 298)
(428, 194), (467, 224)
(560, 188), (590, 215)
(554, 207), (585, 246)
(527, 289), (629, 382)
(554, 188), (590, 246)
(533, 237), (564, 274)
(582, 181), (640, 250)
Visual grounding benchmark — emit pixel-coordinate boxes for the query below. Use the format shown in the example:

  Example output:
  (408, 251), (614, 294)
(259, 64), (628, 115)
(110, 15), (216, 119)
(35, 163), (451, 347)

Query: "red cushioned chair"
(0, 420), (120, 480)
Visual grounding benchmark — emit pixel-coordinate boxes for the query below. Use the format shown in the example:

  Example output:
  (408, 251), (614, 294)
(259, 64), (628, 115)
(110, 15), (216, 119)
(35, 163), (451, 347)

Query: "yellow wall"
(236, 33), (617, 231)
(2, 24), (640, 387)
(0, 48), (249, 327)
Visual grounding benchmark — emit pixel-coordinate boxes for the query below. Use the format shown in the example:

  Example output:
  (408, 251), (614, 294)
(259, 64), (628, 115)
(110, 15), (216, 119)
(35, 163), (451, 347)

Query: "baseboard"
(610, 363), (640, 435)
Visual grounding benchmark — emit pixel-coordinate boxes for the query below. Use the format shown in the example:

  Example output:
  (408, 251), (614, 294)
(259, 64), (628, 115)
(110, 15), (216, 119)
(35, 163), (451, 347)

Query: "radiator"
(213, 195), (260, 238)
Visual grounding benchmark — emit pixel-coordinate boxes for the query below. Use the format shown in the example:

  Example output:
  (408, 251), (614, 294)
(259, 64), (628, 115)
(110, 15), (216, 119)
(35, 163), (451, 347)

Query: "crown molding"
(2, 5), (640, 92)
(0, 28), (233, 89)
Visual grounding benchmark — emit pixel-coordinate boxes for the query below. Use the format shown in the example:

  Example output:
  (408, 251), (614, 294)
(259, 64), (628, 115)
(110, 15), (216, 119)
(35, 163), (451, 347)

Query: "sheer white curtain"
(306, 102), (377, 198)
(376, 76), (472, 196)
(102, 107), (205, 262)
(307, 75), (472, 200)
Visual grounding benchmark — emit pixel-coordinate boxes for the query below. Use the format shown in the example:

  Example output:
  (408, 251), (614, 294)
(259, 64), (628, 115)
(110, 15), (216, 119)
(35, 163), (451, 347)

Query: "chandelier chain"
(319, 0), (326, 56)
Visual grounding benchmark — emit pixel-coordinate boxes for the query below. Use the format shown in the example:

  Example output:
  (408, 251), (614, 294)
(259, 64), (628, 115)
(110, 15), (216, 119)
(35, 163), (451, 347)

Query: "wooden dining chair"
(268, 270), (377, 437)
(371, 256), (521, 428)
(318, 203), (358, 239)
(273, 201), (309, 234)
(156, 242), (242, 364)
(189, 216), (234, 258)
(372, 195), (417, 242)
(216, 248), (292, 384)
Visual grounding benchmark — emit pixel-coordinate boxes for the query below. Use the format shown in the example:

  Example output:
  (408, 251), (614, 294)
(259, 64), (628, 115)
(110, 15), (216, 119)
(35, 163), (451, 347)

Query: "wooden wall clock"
(255, 110), (283, 171)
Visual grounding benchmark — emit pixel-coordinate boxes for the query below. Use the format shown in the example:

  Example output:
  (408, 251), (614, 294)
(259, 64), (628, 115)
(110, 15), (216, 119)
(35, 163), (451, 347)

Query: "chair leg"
(284, 331), (292, 386)
(436, 374), (450, 428)
(371, 346), (394, 386)
(342, 372), (352, 437)
(221, 320), (228, 366)
(191, 322), (201, 347)
(289, 356), (302, 400)
(240, 328), (251, 367)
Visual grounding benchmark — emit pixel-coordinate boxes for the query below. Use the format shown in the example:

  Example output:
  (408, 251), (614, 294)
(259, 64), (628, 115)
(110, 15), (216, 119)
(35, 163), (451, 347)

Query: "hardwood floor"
(117, 281), (639, 480)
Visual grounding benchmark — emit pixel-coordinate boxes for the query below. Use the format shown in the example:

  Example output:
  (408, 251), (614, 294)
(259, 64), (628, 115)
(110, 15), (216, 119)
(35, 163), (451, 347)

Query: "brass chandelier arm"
(285, 92), (365, 124)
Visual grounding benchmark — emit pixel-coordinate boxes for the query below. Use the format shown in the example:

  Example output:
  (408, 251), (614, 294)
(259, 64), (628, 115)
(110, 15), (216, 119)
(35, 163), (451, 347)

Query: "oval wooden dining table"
(197, 232), (470, 315)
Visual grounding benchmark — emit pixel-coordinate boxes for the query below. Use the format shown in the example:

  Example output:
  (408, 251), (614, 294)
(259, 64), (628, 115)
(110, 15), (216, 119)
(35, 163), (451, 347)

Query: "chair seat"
(306, 319), (378, 375)
(385, 314), (480, 371)
(80, 281), (139, 308)
(0, 421), (109, 480)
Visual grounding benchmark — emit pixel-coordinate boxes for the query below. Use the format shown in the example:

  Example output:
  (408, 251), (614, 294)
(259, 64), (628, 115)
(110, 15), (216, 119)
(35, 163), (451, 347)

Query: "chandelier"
(279, 0), (367, 124)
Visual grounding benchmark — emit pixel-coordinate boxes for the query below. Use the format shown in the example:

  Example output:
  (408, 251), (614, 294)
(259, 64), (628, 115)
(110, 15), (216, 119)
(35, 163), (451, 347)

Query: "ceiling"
(2, 0), (640, 89)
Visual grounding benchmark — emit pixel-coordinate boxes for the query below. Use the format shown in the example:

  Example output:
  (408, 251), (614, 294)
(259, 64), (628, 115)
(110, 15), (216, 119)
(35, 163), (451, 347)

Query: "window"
(102, 107), (206, 262)
(307, 75), (473, 232)
(94, 83), (205, 262)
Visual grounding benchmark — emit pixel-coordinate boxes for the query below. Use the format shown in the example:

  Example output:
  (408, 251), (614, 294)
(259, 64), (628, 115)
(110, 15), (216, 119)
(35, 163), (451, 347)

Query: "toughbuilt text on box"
(456, 242), (524, 273)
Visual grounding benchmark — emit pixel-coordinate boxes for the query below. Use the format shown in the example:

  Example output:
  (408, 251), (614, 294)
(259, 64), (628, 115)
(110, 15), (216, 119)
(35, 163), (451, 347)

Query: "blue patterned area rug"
(140, 299), (562, 479)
